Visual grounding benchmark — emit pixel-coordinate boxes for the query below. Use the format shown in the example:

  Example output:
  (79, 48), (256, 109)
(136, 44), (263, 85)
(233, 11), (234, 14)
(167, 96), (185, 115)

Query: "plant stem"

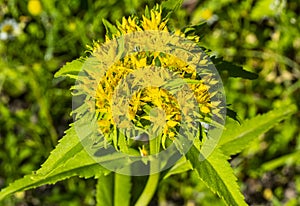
(134, 134), (161, 206)
(134, 173), (160, 206)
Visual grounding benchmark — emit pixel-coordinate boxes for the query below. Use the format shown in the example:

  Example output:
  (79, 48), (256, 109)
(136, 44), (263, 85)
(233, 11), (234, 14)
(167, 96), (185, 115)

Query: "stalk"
(134, 135), (161, 206)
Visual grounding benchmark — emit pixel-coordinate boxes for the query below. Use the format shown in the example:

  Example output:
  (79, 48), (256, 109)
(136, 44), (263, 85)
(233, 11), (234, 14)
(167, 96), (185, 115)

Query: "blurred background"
(0, 0), (299, 205)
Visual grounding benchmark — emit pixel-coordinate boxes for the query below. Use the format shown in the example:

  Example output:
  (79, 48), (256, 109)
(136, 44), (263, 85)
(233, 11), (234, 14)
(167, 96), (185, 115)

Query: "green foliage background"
(0, 0), (299, 205)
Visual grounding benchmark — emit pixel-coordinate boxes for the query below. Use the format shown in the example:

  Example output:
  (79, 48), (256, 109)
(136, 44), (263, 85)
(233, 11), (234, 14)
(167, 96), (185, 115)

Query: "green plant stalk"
(134, 173), (160, 206)
(114, 173), (131, 206)
(134, 135), (161, 206)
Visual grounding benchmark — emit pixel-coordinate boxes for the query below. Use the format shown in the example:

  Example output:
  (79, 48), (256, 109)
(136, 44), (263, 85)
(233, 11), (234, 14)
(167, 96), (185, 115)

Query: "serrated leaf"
(96, 173), (113, 206)
(0, 149), (108, 201)
(220, 104), (297, 157)
(186, 146), (247, 206)
(0, 126), (109, 201)
(54, 58), (85, 79)
(114, 174), (131, 206)
(37, 126), (83, 174)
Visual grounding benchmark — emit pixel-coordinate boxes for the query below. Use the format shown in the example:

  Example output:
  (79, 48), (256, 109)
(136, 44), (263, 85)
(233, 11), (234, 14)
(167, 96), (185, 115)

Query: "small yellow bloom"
(200, 105), (210, 114)
(98, 120), (110, 127)
(263, 188), (273, 200)
(167, 120), (178, 128)
(14, 191), (25, 199)
(68, 22), (76, 31)
(139, 145), (148, 156)
(200, 9), (213, 20)
(169, 132), (175, 139)
(28, 0), (42, 16)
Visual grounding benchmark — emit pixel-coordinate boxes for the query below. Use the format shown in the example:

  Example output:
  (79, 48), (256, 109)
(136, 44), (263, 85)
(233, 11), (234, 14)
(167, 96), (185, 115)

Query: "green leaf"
(220, 104), (297, 157)
(161, 0), (183, 12)
(38, 126), (83, 174)
(261, 150), (300, 172)
(182, 22), (209, 41)
(96, 173), (113, 206)
(212, 57), (258, 80)
(0, 126), (109, 201)
(161, 0), (183, 19)
(54, 58), (85, 79)
(144, 5), (150, 19)
(187, 146), (247, 206)
(250, 0), (282, 20)
(102, 19), (119, 39)
(114, 174), (131, 206)
(226, 107), (241, 124)
(162, 156), (193, 179)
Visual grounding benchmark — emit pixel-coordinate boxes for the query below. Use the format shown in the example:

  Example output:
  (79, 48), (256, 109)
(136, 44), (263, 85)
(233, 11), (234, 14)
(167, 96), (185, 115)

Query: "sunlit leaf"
(219, 104), (297, 157)
(187, 146), (247, 206)
(54, 58), (85, 79)
(0, 126), (109, 201)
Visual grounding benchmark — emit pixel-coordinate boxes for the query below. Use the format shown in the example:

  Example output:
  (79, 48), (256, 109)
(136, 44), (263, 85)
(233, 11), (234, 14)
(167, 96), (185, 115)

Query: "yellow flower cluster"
(106, 9), (168, 41)
(94, 9), (212, 151)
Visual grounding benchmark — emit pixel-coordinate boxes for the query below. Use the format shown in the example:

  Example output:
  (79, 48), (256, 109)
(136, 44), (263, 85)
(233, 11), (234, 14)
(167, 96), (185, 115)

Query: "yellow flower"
(104, 9), (168, 41)
(200, 9), (213, 21)
(117, 16), (142, 35)
(92, 7), (215, 154)
(141, 10), (168, 31)
(139, 145), (148, 156)
(28, 0), (42, 16)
